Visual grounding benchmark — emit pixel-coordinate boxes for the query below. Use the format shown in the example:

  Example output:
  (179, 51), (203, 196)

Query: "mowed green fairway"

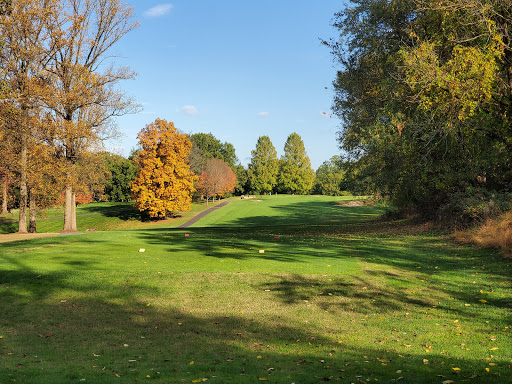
(0, 195), (511, 383)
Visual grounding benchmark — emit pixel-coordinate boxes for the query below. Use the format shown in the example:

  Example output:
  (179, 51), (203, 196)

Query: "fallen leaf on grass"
(442, 381), (454, 384)
(452, 367), (460, 371)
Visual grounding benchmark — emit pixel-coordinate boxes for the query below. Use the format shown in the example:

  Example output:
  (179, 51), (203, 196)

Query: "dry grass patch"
(455, 211), (512, 257)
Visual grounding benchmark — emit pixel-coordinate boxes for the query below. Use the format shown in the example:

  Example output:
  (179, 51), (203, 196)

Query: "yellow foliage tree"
(131, 119), (196, 218)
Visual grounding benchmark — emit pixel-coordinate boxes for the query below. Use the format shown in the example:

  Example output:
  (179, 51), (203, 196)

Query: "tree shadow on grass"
(0, 219), (17, 234)
(135, 221), (512, 326)
(0, 232), (510, 383)
(254, 272), (430, 312)
(0, 260), (509, 383)
(76, 203), (145, 221)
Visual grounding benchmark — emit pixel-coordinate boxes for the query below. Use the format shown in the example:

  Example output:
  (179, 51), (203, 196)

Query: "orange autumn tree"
(197, 158), (236, 205)
(131, 119), (196, 218)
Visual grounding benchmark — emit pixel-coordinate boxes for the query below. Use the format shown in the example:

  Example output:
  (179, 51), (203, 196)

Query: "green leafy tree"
(326, 0), (414, 197)
(103, 153), (138, 202)
(314, 156), (347, 196)
(248, 136), (278, 194)
(233, 164), (249, 195)
(278, 133), (315, 194)
(189, 133), (239, 171)
(326, 0), (512, 222)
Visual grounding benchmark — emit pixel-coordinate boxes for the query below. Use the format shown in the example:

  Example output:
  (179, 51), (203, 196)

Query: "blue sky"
(112, 1), (343, 170)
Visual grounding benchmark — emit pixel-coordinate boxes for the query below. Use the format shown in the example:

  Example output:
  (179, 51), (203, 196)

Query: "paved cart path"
(177, 201), (230, 228)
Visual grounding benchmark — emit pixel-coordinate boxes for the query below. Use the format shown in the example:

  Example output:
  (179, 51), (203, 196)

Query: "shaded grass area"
(0, 196), (511, 383)
(0, 200), (221, 234)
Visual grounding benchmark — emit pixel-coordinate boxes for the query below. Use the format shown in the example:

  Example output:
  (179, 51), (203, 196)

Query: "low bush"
(437, 188), (512, 227)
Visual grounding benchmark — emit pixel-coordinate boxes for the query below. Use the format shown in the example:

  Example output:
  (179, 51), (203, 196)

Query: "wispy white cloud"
(257, 111), (269, 117)
(178, 105), (199, 116)
(144, 4), (174, 18)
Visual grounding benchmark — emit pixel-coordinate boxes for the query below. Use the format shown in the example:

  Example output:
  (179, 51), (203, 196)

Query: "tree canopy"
(131, 119), (196, 218)
(189, 133), (238, 173)
(0, 0), (138, 232)
(248, 136), (279, 194)
(314, 156), (347, 196)
(196, 158), (236, 204)
(103, 153), (138, 203)
(327, 0), (512, 223)
(278, 133), (315, 194)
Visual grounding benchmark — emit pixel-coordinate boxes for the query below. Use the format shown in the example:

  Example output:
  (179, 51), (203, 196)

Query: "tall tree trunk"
(18, 130), (28, 233)
(1, 176), (8, 214)
(28, 190), (37, 233)
(71, 191), (77, 230)
(62, 185), (77, 232)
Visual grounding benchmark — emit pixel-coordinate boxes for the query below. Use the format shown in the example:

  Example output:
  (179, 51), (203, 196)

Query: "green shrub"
(438, 187), (512, 227)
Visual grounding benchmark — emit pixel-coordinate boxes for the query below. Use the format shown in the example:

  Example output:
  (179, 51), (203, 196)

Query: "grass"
(0, 195), (511, 383)
(0, 200), (219, 234)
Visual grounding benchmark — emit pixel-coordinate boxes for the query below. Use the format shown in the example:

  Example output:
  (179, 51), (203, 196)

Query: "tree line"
(1, 97), (348, 225)
(0, 0), (138, 233)
(122, 125), (340, 218)
(0, 0), (350, 232)
(326, 0), (512, 225)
